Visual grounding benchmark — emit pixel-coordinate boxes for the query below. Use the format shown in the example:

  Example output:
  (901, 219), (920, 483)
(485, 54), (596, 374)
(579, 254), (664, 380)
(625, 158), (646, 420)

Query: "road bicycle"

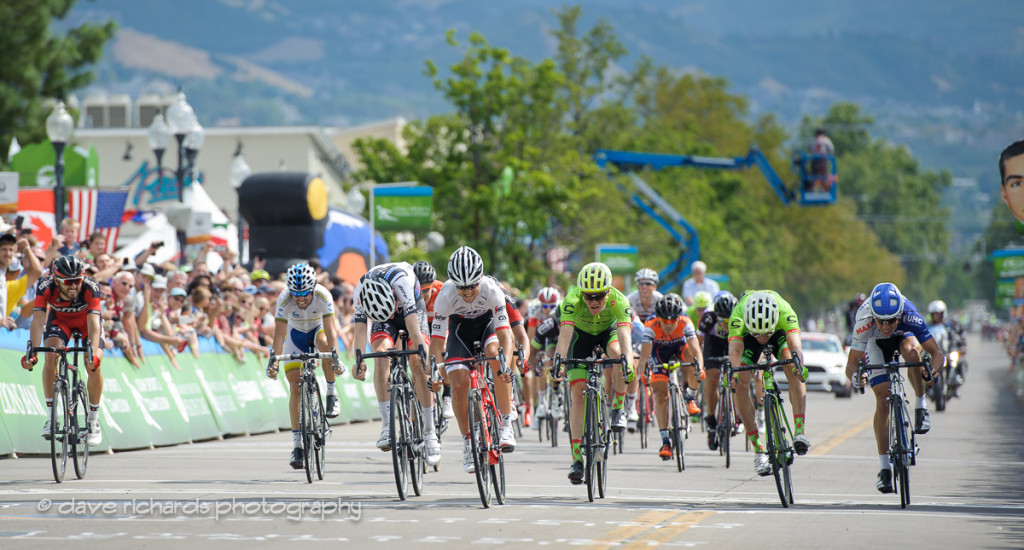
(356, 331), (427, 500)
(733, 344), (806, 508)
(857, 359), (929, 508)
(635, 366), (655, 449)
(511, 344), (526, 438)
(556, 352), (628, 502)
(27, 332), (91, 483)
(707, 356), (739, 469)
(428, 356), (447, 469)
(660, 360), (697, 472)
(537, 354), (561, 447)
(270, 348), (341, 483)
(447, 342), (509, 508)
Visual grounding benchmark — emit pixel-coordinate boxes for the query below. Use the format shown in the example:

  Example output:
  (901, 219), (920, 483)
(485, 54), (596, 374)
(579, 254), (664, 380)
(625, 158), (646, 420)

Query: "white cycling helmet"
(286, 263), (316, 294)
(927, 300), (947, 315)
(538, 286), (562, 304)
(447, 246), (484, 286)
(358, 278), (396, 322)
(743, 291), (779, 334)
(635, 268), (659, 285)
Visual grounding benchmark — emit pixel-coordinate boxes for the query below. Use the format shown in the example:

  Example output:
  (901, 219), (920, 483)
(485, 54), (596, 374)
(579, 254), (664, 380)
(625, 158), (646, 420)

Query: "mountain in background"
(66, 0), (1024, 246)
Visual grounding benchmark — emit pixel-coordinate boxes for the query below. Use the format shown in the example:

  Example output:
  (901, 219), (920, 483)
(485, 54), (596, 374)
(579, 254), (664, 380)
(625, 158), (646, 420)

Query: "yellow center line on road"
(809, 413), (873, 456)
(589, 510), (679, 550)
(621, 510), (714, 549)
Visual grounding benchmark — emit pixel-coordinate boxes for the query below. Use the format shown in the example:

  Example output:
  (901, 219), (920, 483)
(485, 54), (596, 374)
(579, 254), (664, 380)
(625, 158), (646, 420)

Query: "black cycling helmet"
(413, 260), (436, 286)
(655, 293), (685, 320)
(713, 290), (737, 319)
(52, 255), (86, 279)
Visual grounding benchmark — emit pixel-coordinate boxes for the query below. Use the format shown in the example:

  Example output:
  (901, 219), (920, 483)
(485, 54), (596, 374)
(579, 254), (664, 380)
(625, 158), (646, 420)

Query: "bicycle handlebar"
(732, 357), (796, 373)
(25, 339), (93, 372)
(553, 353), (630, 381)
(854, 359), (930, 394)
(271, 351), (337, 362)
(444, 347), (511, 378)
(355, 345), (426, 366)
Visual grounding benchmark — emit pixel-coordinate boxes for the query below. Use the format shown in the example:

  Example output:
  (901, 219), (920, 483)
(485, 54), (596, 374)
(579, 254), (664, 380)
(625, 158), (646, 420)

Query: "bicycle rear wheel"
(512, 376), (524, 438)
(584, 391), (599, 502)
(468, 392), (491, 508)
(73, 382), (89, 479)
(50, 380), (69, 483)
(487, 404), (506, 505)
(637, 383), (648, 449)
(313, 386), (326, 481)
(932, 368), (946, 412)
(719, 386), (731, 469)
(409, 391), (424, 497)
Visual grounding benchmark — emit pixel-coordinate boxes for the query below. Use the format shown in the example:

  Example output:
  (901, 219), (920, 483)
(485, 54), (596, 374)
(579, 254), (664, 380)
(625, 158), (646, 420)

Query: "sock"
(684, 387), (696, 401)
(442, 384), (451, 398)
(378, 401), (390, 428)
(501, 414), (511, 428)
(916, 395), (926, 409)
(613, 392), (625, 410)
(421, 405), (435, 435)
(625, 392), (637, 413)
(660, 429), (670, 446)
(747, 430), (763, 453)
(292, 430), (302, 448)
(794, 414), (805, 435)
(571, 439), (583, 462)
(88, 403), (99, 422)
(879, 454), (890, 470)
(326, 381), (337, 396)
(46, 398), (53, 408)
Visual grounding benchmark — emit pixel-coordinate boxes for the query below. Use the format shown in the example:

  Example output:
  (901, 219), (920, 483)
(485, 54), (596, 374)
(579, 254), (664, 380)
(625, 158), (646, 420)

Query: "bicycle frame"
(556, 353), (627, 502)
(29, 335), (92, 484)
(857, 359), (927, 508)
(272, 349), (336, 484)
(356, 333), (427, 500)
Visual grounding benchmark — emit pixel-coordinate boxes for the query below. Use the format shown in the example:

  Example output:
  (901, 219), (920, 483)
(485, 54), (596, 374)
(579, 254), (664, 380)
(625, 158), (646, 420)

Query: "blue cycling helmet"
(869, 282), (904, 321)
(286, 263), (316, 294)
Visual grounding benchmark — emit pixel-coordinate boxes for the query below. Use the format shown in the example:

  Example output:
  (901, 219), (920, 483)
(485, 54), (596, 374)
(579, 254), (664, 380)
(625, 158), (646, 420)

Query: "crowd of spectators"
(0, 218), (359, 367)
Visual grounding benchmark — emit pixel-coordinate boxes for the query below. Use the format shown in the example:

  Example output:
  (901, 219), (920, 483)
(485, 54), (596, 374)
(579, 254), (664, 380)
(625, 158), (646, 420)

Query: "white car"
(772, 332), (852, 398)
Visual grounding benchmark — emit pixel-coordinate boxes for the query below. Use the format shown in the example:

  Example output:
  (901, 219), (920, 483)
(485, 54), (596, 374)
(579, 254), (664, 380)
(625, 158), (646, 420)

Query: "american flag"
(68, 189), (130, 254)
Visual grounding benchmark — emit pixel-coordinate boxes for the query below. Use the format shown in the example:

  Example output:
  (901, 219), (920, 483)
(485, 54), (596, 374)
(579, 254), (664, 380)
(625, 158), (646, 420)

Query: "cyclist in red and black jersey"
(21, 255), (105, 446)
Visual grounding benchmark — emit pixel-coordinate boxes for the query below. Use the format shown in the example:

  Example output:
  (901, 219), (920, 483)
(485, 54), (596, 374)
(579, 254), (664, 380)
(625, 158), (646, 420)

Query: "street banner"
(373, 186), (432, 231)
(596, 244), (639, 275)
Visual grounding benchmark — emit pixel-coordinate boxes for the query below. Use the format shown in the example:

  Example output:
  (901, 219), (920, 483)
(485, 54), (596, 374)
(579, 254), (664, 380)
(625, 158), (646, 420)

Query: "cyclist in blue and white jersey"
(351, 261), (440, 467)
(844, 282), (943, 494)
(529, 289), (561, 420)
(266, 263), (344, 470)
(429, 246), (517, 473)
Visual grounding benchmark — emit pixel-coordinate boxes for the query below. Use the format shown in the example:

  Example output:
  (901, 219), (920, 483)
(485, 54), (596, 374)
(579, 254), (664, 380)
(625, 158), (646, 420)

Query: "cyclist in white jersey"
(628, 268), (663, 322)
(266, 263), (343, 470)
(351, 261), (441, 466)
(430, 246), (516, 473)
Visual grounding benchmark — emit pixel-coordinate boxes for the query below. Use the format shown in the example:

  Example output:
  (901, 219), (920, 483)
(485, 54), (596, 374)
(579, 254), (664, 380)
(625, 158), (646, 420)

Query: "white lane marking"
(417, 536), (463, 543)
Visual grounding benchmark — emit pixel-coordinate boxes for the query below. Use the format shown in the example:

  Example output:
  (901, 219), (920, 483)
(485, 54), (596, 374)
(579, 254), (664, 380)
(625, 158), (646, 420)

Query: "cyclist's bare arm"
(616, 324), (633, 367)
(29, 309), (46, 348)
(685, 334), (704, 372)
(497, 327), (515, 374)
(638, 342), (653, 372)
(728, 339), (744, 371)
(266, 320), (288, 379)
(919, 336), (944, 379)
(86, 312), (103, 365)
(784, 331), (804, 365)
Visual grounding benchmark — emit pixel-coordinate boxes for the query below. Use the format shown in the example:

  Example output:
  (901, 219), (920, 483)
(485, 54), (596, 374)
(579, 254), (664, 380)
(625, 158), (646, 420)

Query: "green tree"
(0, 0), (117, 163)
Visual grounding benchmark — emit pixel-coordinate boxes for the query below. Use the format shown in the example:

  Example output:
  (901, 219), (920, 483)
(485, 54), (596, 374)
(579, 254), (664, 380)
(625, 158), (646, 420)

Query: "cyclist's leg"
(870, 378), (891, 456)
(651, 376), (669, 446)
(705, 366), (721, 425)
(606, 338), (627, 406)
(777, 339), (806, 435)
(484, 337), (511, 416)
(41, 318), (70, 402)
(900, 336), (927, 401)
(734, 340), (764, 452)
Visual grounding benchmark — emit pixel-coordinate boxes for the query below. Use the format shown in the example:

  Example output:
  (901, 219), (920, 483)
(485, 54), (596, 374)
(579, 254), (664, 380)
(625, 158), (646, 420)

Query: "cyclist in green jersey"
(554, 262), (636, 484)
(727, 290), (809, 476)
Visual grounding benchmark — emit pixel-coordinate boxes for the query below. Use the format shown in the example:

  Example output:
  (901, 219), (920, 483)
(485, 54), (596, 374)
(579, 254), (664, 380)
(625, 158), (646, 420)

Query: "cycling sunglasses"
(56, 276), (83, 286)
(290, 289), (313, 298)
(583, 291), (609, 302)
(456, 283), (479, 292)
(874, 317), (899, 327)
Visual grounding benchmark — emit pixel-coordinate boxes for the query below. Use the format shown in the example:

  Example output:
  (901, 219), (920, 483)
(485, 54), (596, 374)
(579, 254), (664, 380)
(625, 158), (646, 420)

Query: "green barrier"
(99, 359), (162, 451)
(192, 357), (250, 436)
(0, 359), (52, 455)
(225, 356), (284, 435)
(121, 356), (193, 447)
(0, 417), (13, 456)
(160, 356), (222, 442)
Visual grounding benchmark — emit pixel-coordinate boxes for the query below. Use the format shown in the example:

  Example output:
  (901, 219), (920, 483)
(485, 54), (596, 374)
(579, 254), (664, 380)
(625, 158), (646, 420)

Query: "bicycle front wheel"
(50, 380), (69, 483)
(300, 381), (314, 483)
(390, 386), (409, 500)
(468, 391), (491, 508)
(763, 396), (789, 508)
(719, 386), (731, 468)
(584, 391), (599, 502)
(73, 382), (89, 479)
(670, 388), (684, 472)
(486, 403), (506, 505)
(596, 394), (609, 499)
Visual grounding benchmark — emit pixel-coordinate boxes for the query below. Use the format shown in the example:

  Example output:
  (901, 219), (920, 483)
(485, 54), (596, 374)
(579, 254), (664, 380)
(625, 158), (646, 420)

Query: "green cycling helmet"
(577, 262), (612, 293)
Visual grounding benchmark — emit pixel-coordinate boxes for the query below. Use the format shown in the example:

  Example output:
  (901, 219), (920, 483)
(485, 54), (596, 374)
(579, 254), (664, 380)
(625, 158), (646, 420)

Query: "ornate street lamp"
(228, 146), (252, 261)
(45, 101), (74, 227)
(146, 109), (172, 193)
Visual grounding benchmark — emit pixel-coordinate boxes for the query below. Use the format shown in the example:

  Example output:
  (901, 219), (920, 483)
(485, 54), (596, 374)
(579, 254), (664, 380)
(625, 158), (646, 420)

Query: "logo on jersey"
(856, 320), (875, 335)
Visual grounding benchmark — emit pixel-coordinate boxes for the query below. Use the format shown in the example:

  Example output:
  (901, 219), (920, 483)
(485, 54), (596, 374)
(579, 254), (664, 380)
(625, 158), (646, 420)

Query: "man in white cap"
(681, 260), (720, 306)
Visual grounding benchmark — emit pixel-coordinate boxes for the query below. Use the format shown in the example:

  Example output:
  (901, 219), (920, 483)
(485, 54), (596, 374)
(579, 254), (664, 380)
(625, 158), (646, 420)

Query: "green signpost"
(596, 244), (639, 275)
(373, 185), (433, 231)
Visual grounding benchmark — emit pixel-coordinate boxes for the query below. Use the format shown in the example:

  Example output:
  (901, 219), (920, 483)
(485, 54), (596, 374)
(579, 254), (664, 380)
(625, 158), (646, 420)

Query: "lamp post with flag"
(45, 100), (74, 228)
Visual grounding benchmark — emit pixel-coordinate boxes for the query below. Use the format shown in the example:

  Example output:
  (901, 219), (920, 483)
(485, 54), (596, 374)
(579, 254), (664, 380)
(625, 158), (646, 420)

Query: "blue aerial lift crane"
(593, 147), (837, 292)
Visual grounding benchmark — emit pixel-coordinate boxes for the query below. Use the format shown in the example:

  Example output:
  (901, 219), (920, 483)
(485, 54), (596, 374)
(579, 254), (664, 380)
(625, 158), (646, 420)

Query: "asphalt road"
(2, 336), (1023, 549)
